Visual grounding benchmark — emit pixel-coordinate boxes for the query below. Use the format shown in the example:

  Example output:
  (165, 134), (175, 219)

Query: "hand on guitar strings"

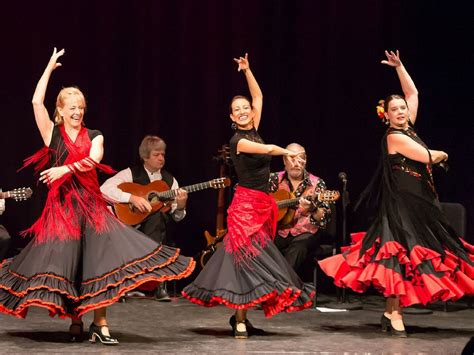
(129, 195), (153, 213)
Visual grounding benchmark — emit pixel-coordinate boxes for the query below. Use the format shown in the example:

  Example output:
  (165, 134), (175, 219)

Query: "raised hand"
(47, 47), (65, 71)
(381, 50), (402, 67)
(233, 53), (250, 72)
(286, 149), (305, 159)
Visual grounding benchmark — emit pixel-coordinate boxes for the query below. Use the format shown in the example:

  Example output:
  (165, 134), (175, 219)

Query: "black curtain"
(0, 0), (472, 258)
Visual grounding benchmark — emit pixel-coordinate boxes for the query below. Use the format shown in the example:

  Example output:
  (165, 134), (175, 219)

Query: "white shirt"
(0, 189), (4, 216)
(100, 167), (186, 222)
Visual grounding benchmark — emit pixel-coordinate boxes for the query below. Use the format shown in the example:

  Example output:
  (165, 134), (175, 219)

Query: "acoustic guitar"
(272, 189), (340, 225)
(0, 187), (33, 201)
(113, 178), (230, 225)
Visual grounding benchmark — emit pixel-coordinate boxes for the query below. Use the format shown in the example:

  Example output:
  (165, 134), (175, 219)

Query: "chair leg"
(312, 262), (318, 308)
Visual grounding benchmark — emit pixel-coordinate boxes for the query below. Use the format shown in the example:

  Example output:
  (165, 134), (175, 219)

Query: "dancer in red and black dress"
(0, 48), (195, 345)
(319, 50), (474, 337)
(182, 54), (315, 339)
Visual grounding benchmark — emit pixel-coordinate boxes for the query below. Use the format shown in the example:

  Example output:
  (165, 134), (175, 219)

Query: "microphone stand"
(323, 174), (363, 311)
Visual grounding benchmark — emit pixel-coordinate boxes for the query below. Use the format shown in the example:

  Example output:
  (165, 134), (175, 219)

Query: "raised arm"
(382, 50), (419, 124)
(32, 48), (65, 145)
(234, 53), (263, 130)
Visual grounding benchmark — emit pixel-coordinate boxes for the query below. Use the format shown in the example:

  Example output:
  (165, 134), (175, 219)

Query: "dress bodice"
(229, 128), (272, 193)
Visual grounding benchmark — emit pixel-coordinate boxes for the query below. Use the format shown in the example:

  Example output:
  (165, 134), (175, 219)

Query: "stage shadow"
(314, 323), (474, 339)
(189, 327), (298, 338)
(6, 331), (156, 344)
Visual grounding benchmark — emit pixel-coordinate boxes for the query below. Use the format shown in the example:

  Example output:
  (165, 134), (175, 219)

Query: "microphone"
(338, 172), (348, 184)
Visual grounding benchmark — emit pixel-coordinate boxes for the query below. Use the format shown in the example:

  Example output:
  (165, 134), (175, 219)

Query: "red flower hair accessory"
(376, 99), (389, 125)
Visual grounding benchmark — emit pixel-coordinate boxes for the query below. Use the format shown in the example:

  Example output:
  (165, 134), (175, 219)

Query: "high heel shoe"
(390, 319), (408, 338)
(69, 322), (84, 342)
(88, 323), (119, 345)
(229, 315), (265, 336)
(380, 314), (391, 333)
(233, 321), (248, 339)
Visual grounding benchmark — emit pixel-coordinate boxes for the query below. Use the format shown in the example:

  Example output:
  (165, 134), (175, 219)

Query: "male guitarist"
(269, 143), (331, 275)
(0, 189), (12, 261)
(100, 135), (187, 301)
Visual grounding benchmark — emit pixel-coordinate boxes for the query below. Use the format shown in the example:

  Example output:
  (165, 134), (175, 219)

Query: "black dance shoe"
(88, 323), (119, 345)
(233, 320), (248, 339)
(155, 284), (172, 302)
(69, 322), (84, 342)
(380, 314), (391, 333)
(390, 325), (408, 338)
(229, 315), (265, 336)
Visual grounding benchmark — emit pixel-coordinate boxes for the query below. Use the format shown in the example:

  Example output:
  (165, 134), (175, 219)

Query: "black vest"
(130, 165), (174, 188)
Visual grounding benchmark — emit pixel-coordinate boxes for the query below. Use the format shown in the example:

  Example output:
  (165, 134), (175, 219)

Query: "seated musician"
(0, 189), (12, 261)
(269, 143), (331, 274)
(100, 135), (188, 301)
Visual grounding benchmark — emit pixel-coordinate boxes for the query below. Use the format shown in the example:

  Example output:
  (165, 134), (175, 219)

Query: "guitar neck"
(0, 191), (10, 199)
(157, 181), (214, 200)
(277, 197), (300, 209)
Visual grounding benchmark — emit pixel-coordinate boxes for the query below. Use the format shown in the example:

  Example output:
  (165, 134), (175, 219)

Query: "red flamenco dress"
(182, 128), (315, 317)
(0, 125), (195, 318)
(319, 127), (473, 307)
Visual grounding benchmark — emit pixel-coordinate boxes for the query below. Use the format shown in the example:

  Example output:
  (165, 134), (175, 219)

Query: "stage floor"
(0, 294), (472, 354)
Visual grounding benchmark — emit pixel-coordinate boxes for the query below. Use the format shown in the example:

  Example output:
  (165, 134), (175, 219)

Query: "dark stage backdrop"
(0, 1), (472, 260)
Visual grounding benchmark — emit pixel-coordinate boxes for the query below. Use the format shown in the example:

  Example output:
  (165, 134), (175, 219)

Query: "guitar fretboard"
(157, 181), (215, 200)
(277, 198), (300, 208)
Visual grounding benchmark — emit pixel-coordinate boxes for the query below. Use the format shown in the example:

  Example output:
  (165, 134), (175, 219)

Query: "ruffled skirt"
(182, 186), (314, 317)
(0, 214), (195, 318)
(319, 232), (474, 307)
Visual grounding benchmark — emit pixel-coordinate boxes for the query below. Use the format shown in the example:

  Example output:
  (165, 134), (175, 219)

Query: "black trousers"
(0, 224), (11, 260)
(137, 212), (174, 245)
(274, 232), (321, 271)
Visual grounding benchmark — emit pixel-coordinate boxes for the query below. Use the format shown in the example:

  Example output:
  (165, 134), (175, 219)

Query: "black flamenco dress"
(182, 128), (315, 317)
(319, 127), (473, 307)
(0, 125), (195, 318)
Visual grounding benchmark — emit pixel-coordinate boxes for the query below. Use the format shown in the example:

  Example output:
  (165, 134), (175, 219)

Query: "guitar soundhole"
(148, 192), (159, 203)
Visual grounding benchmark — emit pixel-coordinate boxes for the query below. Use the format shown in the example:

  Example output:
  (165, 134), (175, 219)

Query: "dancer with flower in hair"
(319, 50), (473, 337)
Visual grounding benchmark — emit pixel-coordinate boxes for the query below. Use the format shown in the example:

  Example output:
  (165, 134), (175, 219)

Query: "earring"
(231, 122), (237, 130)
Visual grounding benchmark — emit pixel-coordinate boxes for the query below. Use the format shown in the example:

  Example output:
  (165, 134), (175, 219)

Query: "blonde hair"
(53, 87), (86, 125)
(139, 135), (167, 160)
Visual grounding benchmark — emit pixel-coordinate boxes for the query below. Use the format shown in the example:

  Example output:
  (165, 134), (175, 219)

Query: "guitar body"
(113, 180), (172, 225)
(113, 177), (230, 225)
(272, 189), (296, 225)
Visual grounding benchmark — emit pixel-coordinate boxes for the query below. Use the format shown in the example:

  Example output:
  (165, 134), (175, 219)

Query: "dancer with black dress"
(182, 54), (315, 339)
(0, 48), (195, 345)
(319, 50), (473, 337)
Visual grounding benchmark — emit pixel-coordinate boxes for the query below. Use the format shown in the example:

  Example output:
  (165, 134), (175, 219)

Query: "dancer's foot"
(233, 321), (248, 339)
(390, 319), (408, 338)
(88, 323), (119, 345)
(229, 315), (265, 335)
(69, 322), (84, 342)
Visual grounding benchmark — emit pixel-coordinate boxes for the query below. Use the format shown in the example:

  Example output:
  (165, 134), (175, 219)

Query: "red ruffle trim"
(182, 288), (314, 318)
(319, 233), (474, 307)
(75, 258), (196, 317)
(0, 253), (196, 319)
